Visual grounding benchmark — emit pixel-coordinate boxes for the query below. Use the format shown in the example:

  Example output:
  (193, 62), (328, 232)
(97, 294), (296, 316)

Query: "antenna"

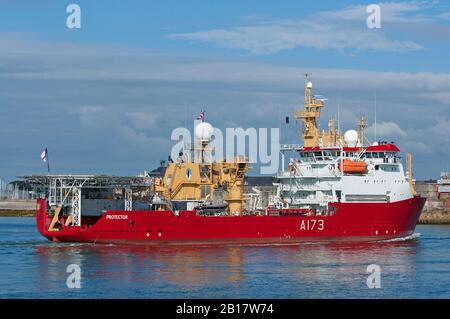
(374, 88), (377, 142)
(278, 105), (281, 143)
(184, 103), (188, 131)
(337, 97), (341, 134)
(304, 73), (309, 102)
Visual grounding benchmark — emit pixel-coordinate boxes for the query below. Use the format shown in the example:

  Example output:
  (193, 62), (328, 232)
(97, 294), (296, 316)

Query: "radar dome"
(307, 82), (313, 88)
(344, 129), (358, 147)
(195, 122), (214, 142)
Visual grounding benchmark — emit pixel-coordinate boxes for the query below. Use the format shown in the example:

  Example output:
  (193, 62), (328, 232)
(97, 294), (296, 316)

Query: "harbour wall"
(415, 181), (450, 224)
(0, 200), (36, 211)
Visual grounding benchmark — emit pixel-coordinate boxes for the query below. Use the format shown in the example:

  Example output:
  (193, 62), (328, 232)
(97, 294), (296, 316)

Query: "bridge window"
(299, 151), (315, 162)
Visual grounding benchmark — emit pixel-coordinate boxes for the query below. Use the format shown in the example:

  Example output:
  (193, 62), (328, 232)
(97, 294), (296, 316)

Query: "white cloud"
(436, 11), (450, 20)
(170, 20), (421, 55)
(319, 2), (437, 23)
(1, 32), (449, 96)
(367, 121), (407, 138)
(77, 106), (105, 127)
(117, 125), (168, 150)
(1, 31), (448, 179)
(167, 2), (450, 55)
(428, 117), (450, 137)
(419, 92), (450, 105)
(77, 107), (169, 151)
(125, 112), (161, 130)
(402, 140), (434, 153)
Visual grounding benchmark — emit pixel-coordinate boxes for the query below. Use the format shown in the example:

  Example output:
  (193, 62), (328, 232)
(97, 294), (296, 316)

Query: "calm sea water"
(0, 217), (449, 299)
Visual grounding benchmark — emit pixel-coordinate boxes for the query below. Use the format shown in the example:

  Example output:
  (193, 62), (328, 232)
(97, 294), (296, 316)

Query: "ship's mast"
(154, 113), (250, 216)
(327, 117), (337, 147)
(358, 115), (367, 147)
(295, 73), (325, 147)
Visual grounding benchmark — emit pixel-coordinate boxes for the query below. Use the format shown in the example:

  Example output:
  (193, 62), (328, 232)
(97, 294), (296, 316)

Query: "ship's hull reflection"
(34, 238), (420, 294)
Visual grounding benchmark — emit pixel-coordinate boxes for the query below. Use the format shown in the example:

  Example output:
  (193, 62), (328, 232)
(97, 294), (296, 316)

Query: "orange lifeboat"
(340, 158), (367, 174)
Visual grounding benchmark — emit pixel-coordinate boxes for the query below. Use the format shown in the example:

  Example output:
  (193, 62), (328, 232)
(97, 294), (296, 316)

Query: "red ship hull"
(35, 197), (426, 245)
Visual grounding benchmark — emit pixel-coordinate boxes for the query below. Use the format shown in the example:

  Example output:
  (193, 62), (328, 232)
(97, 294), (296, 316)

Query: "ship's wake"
(377, 233), (421, 243)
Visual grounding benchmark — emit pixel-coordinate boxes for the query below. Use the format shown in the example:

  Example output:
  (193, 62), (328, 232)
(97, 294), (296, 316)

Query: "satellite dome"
(195, 122), (214, 142)
(307, 82), (313, 89)
(344, 129), (358, 147)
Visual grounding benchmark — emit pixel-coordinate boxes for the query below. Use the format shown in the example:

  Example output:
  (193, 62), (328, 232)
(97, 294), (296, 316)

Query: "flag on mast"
(40, 148), (48, 162)
(196, 110), (205, 121)
(40, 147), (51, 174)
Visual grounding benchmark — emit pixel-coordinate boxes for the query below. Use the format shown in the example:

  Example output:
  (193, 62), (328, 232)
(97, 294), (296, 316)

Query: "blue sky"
(0, 0), (449, 182)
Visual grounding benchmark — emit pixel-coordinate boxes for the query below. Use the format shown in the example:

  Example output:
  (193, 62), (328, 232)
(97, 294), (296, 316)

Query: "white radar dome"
(344, 129), (358, 147)
(307, 82), (313, 89)
(195, 122), (214, 142)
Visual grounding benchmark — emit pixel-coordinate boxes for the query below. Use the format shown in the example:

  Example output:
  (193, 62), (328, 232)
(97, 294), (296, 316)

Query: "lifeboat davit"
(340, 158), (367, 174)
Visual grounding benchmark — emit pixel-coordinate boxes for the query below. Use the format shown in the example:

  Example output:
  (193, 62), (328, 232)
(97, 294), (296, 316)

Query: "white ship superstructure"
(270, 74), (417, 214)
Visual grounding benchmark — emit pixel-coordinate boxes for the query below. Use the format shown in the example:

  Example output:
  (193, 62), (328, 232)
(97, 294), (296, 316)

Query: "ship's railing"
(284, 198), (330, 205)
(269, 197), (330, 207)
(280, 183), (335, 192)
(22, 175), (154, 188)
(278, 171), (338, 178)
(228, 155), (251, 163)
(280, 144), (303, 151)
(439, 171), (450, 181)
(278, 164), (340, 178)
